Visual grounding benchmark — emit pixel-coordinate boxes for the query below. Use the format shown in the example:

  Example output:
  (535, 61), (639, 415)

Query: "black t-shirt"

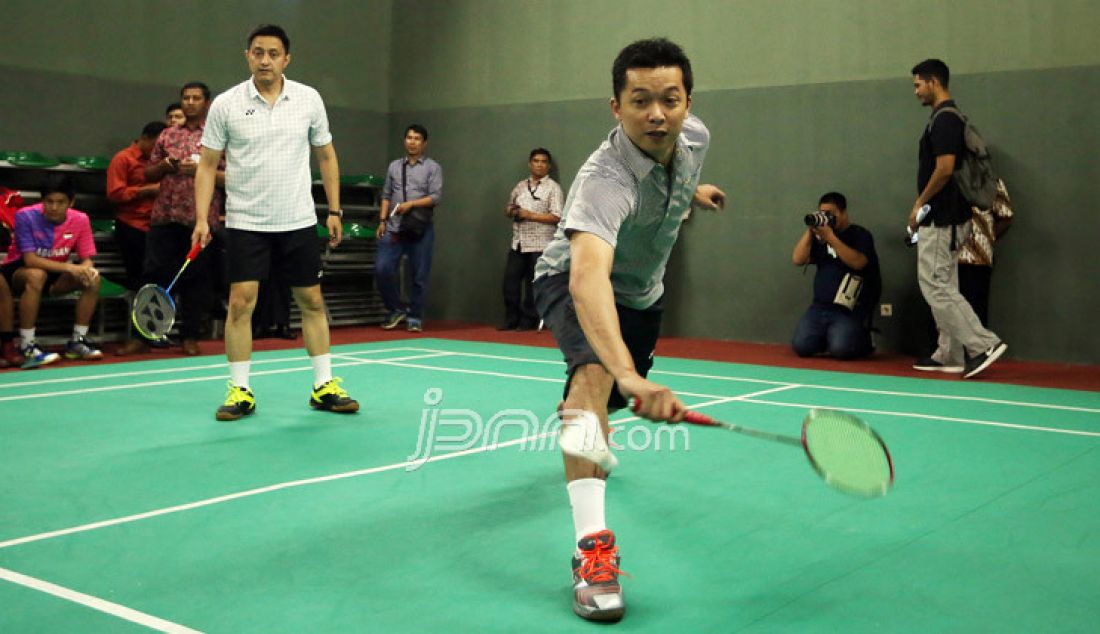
(810, 223), (881, 317)
(918, 100), (971, 226)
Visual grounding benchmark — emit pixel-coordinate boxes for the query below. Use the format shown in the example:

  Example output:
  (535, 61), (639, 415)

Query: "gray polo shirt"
(534, 113), (709, 310)
(381, 156), (443, 233)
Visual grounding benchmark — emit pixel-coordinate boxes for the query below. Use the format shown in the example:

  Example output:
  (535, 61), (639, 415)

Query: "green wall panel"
(395, 65), (1100, 364)
(0, 0), (391, 111)
(391, 0), (1100, 110)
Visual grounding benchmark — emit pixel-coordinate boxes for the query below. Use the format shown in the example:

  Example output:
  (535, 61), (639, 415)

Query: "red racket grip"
(682, 411), (718, 426)
(186, 242), (203, 261)
(631, 397), (715, 425)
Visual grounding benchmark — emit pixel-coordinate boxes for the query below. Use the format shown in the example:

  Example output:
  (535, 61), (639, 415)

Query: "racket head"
(800, 408), (894, 498)
(131, 284), (177, 341)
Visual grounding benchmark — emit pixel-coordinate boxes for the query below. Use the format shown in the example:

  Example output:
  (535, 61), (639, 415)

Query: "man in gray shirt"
(533, 38), (726, 623)
(375, 124), (443, 333)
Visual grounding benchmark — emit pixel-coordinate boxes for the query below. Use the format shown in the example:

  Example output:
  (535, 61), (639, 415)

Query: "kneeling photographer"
(790, 192), (881, 360)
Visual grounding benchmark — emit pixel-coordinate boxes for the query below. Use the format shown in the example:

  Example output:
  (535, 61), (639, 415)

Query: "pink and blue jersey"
(2, 204), (96, 266)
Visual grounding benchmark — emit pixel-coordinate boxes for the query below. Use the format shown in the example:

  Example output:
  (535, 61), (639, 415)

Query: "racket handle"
(630, 397), (716, 425)
(186, 242), (203, 261)
(682, 411), (718, 426)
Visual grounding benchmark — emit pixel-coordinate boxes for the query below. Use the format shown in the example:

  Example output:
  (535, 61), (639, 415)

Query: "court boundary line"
(5, 344), (1095, 415)
(0, 346), (425, 389)
(743, 398), (1100, 438)
(3, 347), (1095, 437)
(362, 346), (1100, 414)
(0, 390), (770, 553)
(0, 566), (201, 633)
(0, 352), (456, 403)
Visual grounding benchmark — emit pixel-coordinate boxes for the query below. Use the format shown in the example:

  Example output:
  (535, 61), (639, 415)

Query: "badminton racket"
(638, 402), (894, 498)
(131, 243), (203, 341)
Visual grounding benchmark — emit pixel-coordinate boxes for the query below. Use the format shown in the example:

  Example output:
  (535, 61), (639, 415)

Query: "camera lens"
(803, 212), (835, 227)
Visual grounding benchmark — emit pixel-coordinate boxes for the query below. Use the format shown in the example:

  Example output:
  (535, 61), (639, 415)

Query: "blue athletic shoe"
(381, 311), (406, 330)
(20, 341), (60, 370)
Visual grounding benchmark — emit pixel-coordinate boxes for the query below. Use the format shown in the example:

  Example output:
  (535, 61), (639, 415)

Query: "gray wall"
(2, 0), (1098, 363)
(0, 0), (392, 172)
(389, 0), (1100, 365)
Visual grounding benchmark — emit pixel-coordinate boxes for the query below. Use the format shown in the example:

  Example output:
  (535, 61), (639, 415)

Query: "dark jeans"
(501, 248), (540, 327)
(792, 303), (872, 360)
(375, 224), (435, 319)
(114, 221), (147, 291)
(144, 223), (213, 340)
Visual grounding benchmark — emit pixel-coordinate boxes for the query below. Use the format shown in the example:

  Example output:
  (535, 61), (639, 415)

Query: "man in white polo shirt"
(192, 24), (359, 421)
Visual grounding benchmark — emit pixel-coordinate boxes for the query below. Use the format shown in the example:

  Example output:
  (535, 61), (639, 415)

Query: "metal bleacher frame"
(298, 175), (387, 329)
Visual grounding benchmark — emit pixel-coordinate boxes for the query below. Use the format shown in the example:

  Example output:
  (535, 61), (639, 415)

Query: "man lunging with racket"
(193, 24), (358, 421)
(533, 38), (725, 622)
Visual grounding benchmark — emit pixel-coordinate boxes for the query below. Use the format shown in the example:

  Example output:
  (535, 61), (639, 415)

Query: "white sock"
(19, 329), (34, 344)
(567, 478), (607, 544)
(72, 324), (89, 339)
(229, 361), (251, 390)
(311, 353), (332, 388)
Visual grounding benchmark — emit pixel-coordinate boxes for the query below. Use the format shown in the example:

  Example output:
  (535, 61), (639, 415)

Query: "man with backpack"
(909, 58), (1006, 379)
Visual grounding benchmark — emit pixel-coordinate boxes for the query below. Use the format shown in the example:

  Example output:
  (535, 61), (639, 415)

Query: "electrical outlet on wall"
(880, 303), (893, 317)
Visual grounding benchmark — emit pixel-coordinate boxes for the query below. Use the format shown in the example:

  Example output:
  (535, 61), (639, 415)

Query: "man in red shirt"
(143, 82), (225, 356)
(107, 121), (166, 292)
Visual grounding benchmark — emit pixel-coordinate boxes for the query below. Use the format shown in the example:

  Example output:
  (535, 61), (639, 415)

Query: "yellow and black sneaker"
(310, 377), (360, 413)
(216, 382), (256, 421)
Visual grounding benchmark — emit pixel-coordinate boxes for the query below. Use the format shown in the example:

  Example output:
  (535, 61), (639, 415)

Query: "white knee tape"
(559, 410), (618, 472)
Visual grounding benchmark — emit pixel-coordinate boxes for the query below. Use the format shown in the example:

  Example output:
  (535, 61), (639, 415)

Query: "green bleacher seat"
(59, 155), (110, 170)
(344, 223), (375, 239)
(98, 276), (129, 298)
(90, 219), (115, 233)
(7, 152), (60, 168)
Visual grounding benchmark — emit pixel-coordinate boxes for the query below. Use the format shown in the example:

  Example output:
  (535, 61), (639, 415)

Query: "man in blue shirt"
(791, 192), (880, 359)
(375, 124), (443, 333)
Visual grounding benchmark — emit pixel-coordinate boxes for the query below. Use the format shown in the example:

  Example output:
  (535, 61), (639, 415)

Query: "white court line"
(0, 346), (423, 389)
(0, 391), (762, 552)
(0, 352), (455, 403)
(743, 398), (1100, 438)
(393, 347), (1100, 415)
(0, 566), (201, 633)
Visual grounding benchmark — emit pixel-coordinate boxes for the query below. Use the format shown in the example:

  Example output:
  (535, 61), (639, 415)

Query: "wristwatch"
(328, 209), (343, 218)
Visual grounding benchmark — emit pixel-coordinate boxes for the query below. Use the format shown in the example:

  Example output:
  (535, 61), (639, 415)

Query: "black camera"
(804, 211), (836, 228)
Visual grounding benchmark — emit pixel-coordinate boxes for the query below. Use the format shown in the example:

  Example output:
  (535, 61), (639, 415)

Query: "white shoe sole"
(964, 342), (1007, 379)
(913, 364), (964, 373)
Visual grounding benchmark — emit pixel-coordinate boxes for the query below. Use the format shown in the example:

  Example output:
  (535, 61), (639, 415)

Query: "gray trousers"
(917, 222), (1001, 365)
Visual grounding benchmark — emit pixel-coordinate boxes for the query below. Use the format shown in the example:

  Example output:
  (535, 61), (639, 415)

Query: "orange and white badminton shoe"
(571, 529), (625, 622)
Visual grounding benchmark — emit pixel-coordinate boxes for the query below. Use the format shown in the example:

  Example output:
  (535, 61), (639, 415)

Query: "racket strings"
(803, 410), (893, 497)
(132, 285), (176, 340)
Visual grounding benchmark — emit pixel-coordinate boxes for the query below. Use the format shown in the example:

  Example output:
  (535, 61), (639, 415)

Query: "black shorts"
(533, 272), (663, 412)
(226, 226), (323, 287)
(1, 260), (61, 292)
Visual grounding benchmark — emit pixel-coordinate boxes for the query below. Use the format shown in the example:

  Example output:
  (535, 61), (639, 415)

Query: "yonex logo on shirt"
(245, 109), (255, 116)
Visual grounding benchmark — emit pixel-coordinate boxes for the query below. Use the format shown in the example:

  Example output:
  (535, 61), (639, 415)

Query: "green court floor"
(1, 339), (1098, 632)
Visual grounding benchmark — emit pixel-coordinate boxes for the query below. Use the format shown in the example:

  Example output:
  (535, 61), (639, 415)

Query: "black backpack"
(931, 106), (998, 209)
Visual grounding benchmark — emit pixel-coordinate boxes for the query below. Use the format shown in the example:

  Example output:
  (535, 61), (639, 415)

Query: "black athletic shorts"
(1, 260), (61, 291)
(226, 226), (323, 287)
(533, 272), (663, 412)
